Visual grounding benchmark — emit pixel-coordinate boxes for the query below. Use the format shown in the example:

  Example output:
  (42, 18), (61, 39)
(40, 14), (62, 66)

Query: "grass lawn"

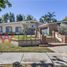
(0, 41), (53, 52)
(13, 35), (36, 40)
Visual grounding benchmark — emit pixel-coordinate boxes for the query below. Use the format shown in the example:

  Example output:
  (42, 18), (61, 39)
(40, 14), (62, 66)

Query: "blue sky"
(0, 0), (67, 21)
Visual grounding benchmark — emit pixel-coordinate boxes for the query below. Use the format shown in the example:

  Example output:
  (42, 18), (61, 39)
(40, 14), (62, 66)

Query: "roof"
(38, 23), (57, 29)
(0, 20), (39, 25)
(38, 23), (48, 29)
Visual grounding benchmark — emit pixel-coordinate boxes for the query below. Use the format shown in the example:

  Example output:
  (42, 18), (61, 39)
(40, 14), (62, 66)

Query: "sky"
(0, 0), (67, 21)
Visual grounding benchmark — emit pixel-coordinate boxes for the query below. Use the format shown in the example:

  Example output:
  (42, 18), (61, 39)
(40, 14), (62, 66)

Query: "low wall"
(41, 35), (47, 44)
(0, 63), (53, 67)
(11, 36), (47, 47)
(18, 40), (40, 46)
(52, 31), (67, 43)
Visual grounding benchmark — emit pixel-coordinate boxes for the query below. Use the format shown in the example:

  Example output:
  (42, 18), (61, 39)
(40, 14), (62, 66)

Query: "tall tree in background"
(16, 14), (25, 22)
(39, 17), (44, 23)
(0, 0), (12, 23)
(2, 13), (9, 23)
(2, 12), (15, 23)
(26, 15), (33, 21)
(0, 17), (2, 23)
(9, 12), (15, 22)
(39, 12), (57, 23)
(0, 0), (12, 11)
(63, 16), (67, 21)
(47, 12), (57, 22)
(39, 15), (49, 23)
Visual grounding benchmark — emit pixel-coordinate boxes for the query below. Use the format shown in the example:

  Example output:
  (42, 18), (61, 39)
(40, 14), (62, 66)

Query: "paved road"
(0, 53), (52, 64)
(0, 53), (67, 66)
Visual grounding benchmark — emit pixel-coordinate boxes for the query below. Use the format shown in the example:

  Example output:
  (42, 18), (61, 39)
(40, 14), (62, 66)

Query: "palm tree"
(39, 12), (57, 23)
(47, 12), (56, 22)
(0, 0), (12, 11)
(39, 17), (44, 23)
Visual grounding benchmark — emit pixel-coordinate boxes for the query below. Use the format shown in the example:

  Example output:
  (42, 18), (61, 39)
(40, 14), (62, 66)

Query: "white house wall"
(0, 21), (38, 34)
(0, 22), (24, 33)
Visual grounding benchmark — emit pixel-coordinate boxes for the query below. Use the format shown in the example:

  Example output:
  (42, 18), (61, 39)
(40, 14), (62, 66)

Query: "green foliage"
(16, 14), (35, 21)
(63, 16), (67, 21)
(26, 15), (34, 21)
(2, 12), (15, 23)
(0, 0), (12, 11)
(39, 12), (57, 23)
(2, 13), (9, 22)
(58, 24), (67, 35)
(16, 14), (25, 21)
(9, 12), (15, 22)
(2, 13), (36, 23)
(39, 18), (44, 23)
(0, 17), (2, 23)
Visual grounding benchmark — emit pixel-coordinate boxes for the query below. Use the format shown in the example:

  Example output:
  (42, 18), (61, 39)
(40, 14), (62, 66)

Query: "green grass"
(0, 41), (53, 52)
(13, 35), (35, 40)
(0, 35), (53, 52)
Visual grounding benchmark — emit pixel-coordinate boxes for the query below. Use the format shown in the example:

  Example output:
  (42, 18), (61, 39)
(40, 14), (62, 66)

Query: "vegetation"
(0, 17), (2, 23)
(9, 12), (15, 22)
(2, 13), (9, 23)
(0, 0), (66, 24)
(0, 0), (11, 11)
(13, 35), (35, 40)
(0, 41), (53, 52)
(2, 12), (15, 23)
(26, 15), (34, 20)
(16, 14), (25, 21)
(1, 14), (36, 22)
(58, 24), (67, 35)
(63, 16), (67, 21)
(39, 12), (57, 23)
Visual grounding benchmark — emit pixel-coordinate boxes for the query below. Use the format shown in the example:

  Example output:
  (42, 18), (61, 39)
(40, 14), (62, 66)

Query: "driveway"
(48, 46), (67, 53)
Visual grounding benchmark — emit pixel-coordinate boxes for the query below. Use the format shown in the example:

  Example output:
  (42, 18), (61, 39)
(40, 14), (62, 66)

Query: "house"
(57, 21), (67, 35)
(38, 23), (58, 35)
(0, 20), (39, 35)
(51, 21), (67, 43)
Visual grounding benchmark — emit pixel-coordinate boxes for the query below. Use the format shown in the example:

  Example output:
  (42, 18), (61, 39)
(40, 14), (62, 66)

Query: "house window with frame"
(0, 26), (2, 33)
(6, 26), (12, 33)
(32, 25), (34, 27)
(15, 27), (21, 34)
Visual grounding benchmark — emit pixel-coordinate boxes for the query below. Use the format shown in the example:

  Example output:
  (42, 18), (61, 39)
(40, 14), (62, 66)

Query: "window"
(6, 26), (12, 33)
(32, 25), (34, 27)
(15, 27), (21, 33)
(0, 26), (2, 33)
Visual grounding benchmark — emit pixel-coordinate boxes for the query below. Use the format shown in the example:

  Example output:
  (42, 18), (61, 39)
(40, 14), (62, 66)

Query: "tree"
(9, 12), (15, 22)
(58, 24), (67, 35)
(2, 13), (9, 23)
(2, 12), (15, 23)
(63, 16), (67, 21)
(39, 17), (44, 23)
(39, 12), (57, 23)
(26, 15), (33, 21)
(0, 0), (12, 11)
(16, 14), (25, 22)
(0, 17), (2, 23)
(47, 12), (55, 21)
